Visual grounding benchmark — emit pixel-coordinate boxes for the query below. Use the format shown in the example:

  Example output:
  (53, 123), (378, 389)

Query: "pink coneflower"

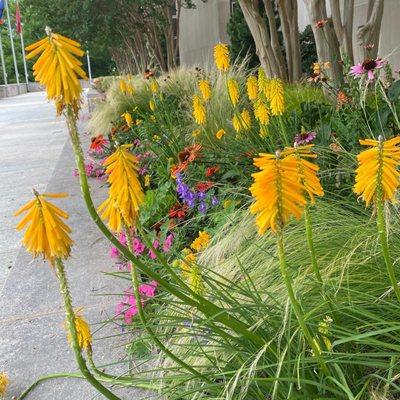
(294, 130), (317, 146)
(349, 58), (385, 81)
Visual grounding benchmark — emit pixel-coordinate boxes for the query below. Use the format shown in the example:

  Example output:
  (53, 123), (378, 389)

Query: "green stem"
(18, 373), (85, 400)
(125, 229), (212, 383)
(304, 205), (323, 285)
(376, 200), (400, 302)
(276, 231), (329, 375)
(55, 260), (121, 400)
(66, 106), (265, 347)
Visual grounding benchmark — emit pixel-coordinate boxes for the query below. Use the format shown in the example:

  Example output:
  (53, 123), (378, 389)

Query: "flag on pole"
(0, 0), (4, 25)
(15, 1), (21, 34)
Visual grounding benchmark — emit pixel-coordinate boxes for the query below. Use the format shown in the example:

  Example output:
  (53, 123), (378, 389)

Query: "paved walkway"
(0, 93), (154, 399)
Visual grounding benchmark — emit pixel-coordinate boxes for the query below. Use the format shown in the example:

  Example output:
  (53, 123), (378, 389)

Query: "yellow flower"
(144, 174), (151, 187)
(254, 98), (270, 125)
(258, 67), (267, 94)
(191, 231), (211, 251)
(227, 78), (240, 106)
(149, 99), (156, 112)
(153, 134), (161, 141)
(150, 79), (159, 93)
(214, 43), (230, 71)
(180, 248), (197, 276)
(136, 119), (142, 126)
(125, 82), (135, 95)
(250, 152), (307, 234)
(25, 30), (87, 114)
(119, 79), (127, 93)
(216, 128), (226, 140)
(246, 76), (258, 101)
(198, 79), (212, 101)
(266, 78), (285, 116)
(282, 144), (324, 204)
(193, 95), (206, 125)
(0, 372), (9, 398)
(98, 145), (144, 232)
(192, 129), (201, 137)
(223, 199), (233, 209)
(15, 192), (72, 265)
(354, 136), (400, 207)
(232, 110), (251, 132)
(121, 112), (133, 127)
(67, 312), (92, 352)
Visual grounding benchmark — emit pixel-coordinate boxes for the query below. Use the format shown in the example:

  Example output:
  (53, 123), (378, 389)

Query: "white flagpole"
(0, 28), (7, 85)
(5, 0), (19, 86)
(19, 26), (28, 85)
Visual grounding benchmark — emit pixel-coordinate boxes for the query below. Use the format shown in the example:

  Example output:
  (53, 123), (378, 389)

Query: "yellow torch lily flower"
(149, 99), (156, 112)
(216, 128), (226, 140)
(354, 136), (400, 207)
(254, 97), (270, 125)
(246, 76), (258, 101)
(25, 29), (87, 114)
(98, 145), (144, 232)
(266, 78), (285, 116)
(198, 79), (212, 101)
(214, 43), (230, 71)
(121, 112), (133, 127)
(250, 152), (307, 234)
(119, 79), (127, 93)
(0, 372), (9, 398)
(227, 78), (240, 106)
(193, 95), (206, 125)
(15, 192), (72, 265)
(150, 79), (159, 94)
(66, 312), (92, 352)
(191, 230), (211, 251)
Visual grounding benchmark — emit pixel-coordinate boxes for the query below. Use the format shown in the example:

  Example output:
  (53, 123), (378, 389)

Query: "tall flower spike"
(254, 97), (270, 125)
(266, 78), (285, 116)
(354, 136), (400, 207)
(15, 192), (72, 265)
(67, 312), (92, 352)
(246, 76), (258, 101)
(250, 152), (307, 234)
(214, 43), (230, 71)
(98, 145), (144, 232)
(25, 29), (87, 114)
(0, 372), (9, 398)
(198, 79), (212, 101)
(227, 78), (240, 106)
(193, 95), (206, 125)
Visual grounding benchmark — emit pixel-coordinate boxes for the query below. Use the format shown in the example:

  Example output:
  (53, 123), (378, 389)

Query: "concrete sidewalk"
(0, 93), (155, 399)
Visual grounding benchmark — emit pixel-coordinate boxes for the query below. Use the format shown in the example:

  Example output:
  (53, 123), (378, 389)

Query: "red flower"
(90, 135), (107, 152)
(169, 203), (188, 219)
(315, 19), (328, 28)
(178, 144), (202, 163)
(144, 69), (155, 79)
(205, 165), (220, 178)
(171, 161), (189, 177)
(196, 181), (214, 192)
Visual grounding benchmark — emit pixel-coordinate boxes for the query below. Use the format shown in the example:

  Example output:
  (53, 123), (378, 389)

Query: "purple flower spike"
(199, 202), (207, 214)
(211, 196), (219, 206)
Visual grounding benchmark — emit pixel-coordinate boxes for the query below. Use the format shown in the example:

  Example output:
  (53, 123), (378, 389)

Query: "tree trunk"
(304, 0), (343, 85)
(329, 0), (354, 64)
(357, 0), (384, 59)
(277, 0), (301, 82)
(238, 0), (282, 78)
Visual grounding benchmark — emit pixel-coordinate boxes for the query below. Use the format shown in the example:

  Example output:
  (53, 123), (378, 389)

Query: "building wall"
(180, 0), (400, 71)
(179, 0), (231, 68)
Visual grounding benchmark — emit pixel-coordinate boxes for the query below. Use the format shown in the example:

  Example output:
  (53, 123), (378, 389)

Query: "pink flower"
(138, 166), (148, 176)
(139, 280), (158, 298)
(73, 169), (79, 177)
(133, 238), (145, 255)
(148, 239), (159, 259)
(350, 58), (385, 81)
(294, 131), (317, 146)
(84, 162), (95, 176)
(110, 246), (119, 258)
(163, 234), (174, 252)
(118, 232), (127, 246)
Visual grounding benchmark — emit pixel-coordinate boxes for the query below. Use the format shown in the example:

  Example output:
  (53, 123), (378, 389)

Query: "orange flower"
(178, 144), (202, 163)
(205, 166), (220, 177)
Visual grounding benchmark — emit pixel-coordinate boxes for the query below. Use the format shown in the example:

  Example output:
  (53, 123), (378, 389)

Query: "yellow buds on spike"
(246, 76), (258, 101)
(0, 372), (9, 398)
(190, 231), (211, 251)
(25, 30), (87, 114)
(98, 145), (144, 232)
(121, 112), (133, 127)
(254, 98), (270, 125)
(354, 136), (400, 207)
(198, 79), (212, 101)
(193, 95), (206, 125)
(149, 99), (156, 112)
(66, 312), (92, 352)
(266, 78), (285, 116)
(214, 43), (230, 71)
(216, 128), (226, 140)
(14, 192), (72, 265)
(227, 78), (240, 106)
(232, 110), (251, 133)
(150, 79), (159, 94)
